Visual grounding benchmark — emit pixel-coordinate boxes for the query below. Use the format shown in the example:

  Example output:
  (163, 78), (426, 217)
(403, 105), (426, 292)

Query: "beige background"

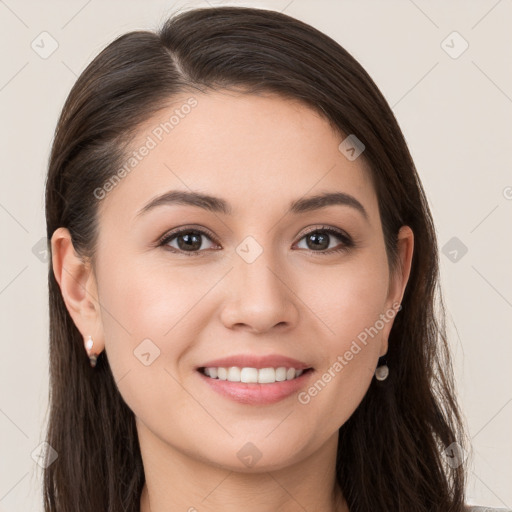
(0, 0), (511, 510)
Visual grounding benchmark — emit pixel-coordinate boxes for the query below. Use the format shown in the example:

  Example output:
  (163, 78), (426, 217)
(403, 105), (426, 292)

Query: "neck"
(137, 421), (348, 512)
(140, 477), (348, 512)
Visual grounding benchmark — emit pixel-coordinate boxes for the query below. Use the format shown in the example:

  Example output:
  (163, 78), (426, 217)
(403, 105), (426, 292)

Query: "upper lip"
(197, 354), (313, 371)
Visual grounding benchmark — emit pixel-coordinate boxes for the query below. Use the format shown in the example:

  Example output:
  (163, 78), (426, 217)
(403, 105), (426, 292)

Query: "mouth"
(197, 366), (314, 384)
(196, 366), (315, 405)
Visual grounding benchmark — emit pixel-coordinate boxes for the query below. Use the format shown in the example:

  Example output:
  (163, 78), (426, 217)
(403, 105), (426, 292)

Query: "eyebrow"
(136, 190), (369, 221)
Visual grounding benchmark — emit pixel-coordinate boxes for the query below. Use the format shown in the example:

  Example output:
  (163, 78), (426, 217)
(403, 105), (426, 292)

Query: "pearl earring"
(85, 335), (98, 368)
(375, 364), (389, 381)
(374, 355), (389, 381)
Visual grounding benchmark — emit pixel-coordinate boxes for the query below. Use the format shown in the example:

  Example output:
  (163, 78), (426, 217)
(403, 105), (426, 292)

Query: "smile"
(197, 367), (315, 405)
(199, 366), (310, 383)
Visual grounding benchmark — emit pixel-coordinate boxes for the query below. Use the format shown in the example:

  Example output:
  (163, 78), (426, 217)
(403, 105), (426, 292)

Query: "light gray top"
(467, 507), (512, 511)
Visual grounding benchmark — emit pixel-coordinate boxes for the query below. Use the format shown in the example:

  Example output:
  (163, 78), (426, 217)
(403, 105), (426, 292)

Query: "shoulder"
(466, 507), (512, 512)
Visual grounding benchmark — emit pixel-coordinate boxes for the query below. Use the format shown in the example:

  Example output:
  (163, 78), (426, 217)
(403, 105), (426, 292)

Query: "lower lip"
(197, 369), (314, 405)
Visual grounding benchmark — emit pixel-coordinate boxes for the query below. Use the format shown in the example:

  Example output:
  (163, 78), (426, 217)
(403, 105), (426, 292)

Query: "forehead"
(97, 90), (378, 226)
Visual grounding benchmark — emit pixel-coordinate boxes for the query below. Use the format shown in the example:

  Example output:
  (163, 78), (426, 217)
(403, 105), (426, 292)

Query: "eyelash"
(157, 225), (355, 257)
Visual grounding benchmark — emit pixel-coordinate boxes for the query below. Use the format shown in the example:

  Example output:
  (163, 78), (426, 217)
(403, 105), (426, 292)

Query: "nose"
(219, 249), (300, 334)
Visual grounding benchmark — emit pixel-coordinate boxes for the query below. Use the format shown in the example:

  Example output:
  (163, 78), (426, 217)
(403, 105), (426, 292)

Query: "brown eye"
(295, 227), (353, 254)
(158, 225), (354, 257)
(159, 228), (219, 256)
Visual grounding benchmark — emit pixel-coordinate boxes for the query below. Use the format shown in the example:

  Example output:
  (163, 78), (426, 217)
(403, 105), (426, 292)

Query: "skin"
(51, 90), (414, 512)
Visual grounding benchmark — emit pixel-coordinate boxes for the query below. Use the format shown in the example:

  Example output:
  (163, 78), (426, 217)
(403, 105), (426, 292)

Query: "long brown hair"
(44, 6), (466, 511)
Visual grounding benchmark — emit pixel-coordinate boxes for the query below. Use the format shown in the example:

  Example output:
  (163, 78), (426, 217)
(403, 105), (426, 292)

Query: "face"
(55, 90), (412, 474)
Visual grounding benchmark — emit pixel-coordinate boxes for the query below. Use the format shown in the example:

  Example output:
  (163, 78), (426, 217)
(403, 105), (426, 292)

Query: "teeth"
(227, 367), (241, 382)
(241, 367), (259, 383)
(202, 366), (306, 383)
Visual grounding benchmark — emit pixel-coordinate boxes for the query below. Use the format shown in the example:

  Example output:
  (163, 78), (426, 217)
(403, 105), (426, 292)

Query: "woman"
(43, 5), (507, 512)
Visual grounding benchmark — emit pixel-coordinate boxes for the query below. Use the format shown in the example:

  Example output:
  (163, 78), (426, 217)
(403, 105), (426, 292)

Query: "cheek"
(94, 256), (184, 373)
(95, 260), (202, 424)
(96, 254), (219, 385)
(294, 252), (389, 419)
(303, 249), (390, 344)
(100, 247), (206, 328)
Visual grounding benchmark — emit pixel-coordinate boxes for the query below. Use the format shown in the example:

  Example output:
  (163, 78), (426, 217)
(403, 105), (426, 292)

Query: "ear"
(50, 227), (105, 356)
(379, 225), (414, 356)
